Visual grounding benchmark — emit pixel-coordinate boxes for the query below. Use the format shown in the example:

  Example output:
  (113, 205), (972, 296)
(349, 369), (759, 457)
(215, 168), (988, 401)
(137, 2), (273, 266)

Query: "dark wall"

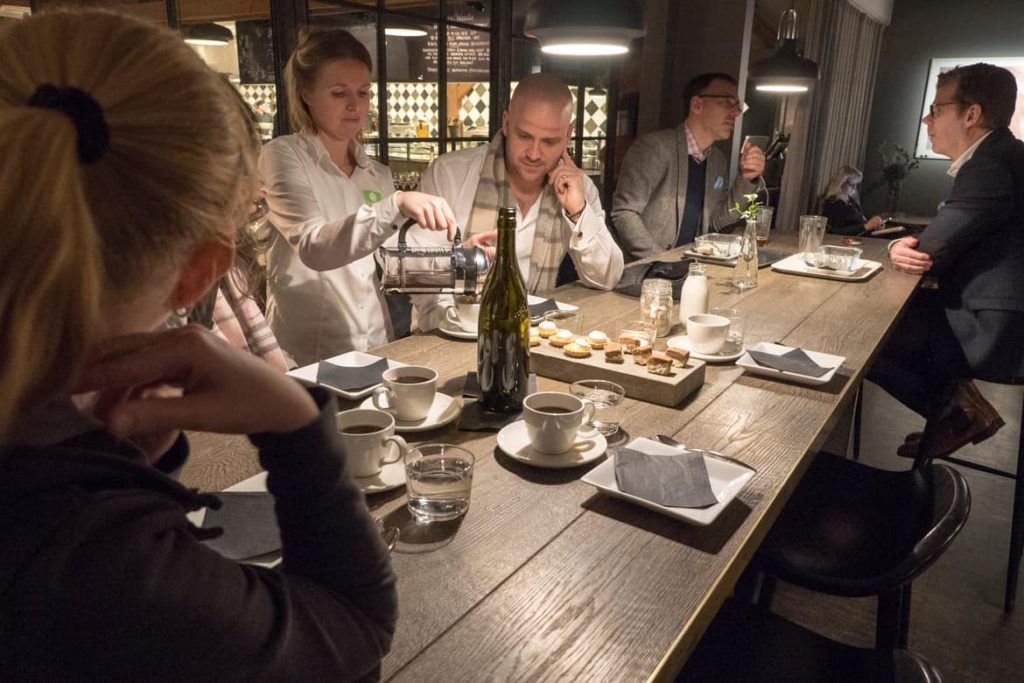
(862, 0), (1024, 216)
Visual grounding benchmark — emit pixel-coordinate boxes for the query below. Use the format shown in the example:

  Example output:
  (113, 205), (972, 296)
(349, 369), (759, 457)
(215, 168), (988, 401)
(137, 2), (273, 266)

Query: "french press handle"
(396, 218), (462, 254)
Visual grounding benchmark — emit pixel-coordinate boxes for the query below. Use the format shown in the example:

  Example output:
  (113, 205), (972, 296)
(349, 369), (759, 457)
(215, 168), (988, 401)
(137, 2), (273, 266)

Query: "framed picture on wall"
(915, 57), (1024, 159)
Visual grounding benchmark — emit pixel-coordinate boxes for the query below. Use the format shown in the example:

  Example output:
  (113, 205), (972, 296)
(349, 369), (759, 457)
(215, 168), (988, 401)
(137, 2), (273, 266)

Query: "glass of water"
(710, 307), (746, 353)
(570, 380), (625, 437)
(405, 444), (474, 522)
(799, 215), (827, 262)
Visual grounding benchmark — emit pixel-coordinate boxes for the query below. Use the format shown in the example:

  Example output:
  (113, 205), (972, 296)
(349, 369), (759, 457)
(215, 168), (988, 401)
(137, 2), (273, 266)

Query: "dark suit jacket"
(916, 127), (1024, 379)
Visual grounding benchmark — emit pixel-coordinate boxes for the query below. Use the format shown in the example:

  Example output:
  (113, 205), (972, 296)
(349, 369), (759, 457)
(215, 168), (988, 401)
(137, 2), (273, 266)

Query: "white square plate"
(528, 294), (579, 314)
(735, 342), (845, 386)
(771, 253), (882, 282)
(287, 350), (406, 400)
(581, 437), (755, 526)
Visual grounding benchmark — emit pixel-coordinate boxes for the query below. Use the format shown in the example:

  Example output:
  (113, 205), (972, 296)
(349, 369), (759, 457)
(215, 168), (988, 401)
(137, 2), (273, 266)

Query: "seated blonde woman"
(819, 164), (885, 236)
(0, 11), (395, 679)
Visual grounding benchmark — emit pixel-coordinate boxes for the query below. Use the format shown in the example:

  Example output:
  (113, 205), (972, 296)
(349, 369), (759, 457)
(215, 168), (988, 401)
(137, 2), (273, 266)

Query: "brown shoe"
(896, 381), (1005, 459)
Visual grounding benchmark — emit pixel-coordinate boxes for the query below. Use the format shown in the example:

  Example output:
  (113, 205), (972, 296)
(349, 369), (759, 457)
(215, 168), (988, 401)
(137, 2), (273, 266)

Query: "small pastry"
(586, 330), (608, 349)
(529, 335), (542, 347)
(603, 341), (624, 363)
(666, 347), (691, 367)
(563, 342), (592, 358)
(647, 353), (674, 375)
(618, 334), (642, 354)
(537, 320), (558, 338)
(530, 326), (539, 337)
(633, 343), (653, 366)
(549, 329), (574, 347)
(573, 336), (592, 349)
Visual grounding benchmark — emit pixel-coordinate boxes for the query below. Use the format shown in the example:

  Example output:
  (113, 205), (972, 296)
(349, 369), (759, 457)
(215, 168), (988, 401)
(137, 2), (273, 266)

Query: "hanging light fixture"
(748, 9), (818, 93)
(183, 23), (233, 47)
(524, 0), (644, 57)
(384, 17), (428, 37)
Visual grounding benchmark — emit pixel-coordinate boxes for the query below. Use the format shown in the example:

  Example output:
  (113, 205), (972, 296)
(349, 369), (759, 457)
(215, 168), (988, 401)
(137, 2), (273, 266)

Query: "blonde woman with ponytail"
(0, 11), (396, 679)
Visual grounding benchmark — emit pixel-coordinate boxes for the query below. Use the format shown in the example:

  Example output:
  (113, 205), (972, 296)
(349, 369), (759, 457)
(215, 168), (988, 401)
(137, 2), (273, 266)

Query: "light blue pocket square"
(714, 176), (725, 190)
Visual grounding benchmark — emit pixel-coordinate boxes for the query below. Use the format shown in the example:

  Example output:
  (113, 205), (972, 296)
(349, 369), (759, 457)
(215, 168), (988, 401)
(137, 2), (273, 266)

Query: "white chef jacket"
(259, 134), (402, 365)
(412, 144), (624, 328)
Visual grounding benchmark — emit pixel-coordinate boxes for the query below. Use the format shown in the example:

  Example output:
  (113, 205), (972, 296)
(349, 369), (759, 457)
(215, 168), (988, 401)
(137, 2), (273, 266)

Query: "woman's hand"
(865, 215), (885, 231)
(76, 325), (319, 439)
(396, 191), (459, 241)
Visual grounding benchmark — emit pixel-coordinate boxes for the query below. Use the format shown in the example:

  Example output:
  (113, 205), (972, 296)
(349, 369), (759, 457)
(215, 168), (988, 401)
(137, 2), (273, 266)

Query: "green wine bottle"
(477, 206), (530, 412)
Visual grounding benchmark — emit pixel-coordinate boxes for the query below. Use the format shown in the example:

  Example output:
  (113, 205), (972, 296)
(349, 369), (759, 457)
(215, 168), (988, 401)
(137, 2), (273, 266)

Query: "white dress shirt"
(411, 144), (624, 328)
(259, 134), (402, 365)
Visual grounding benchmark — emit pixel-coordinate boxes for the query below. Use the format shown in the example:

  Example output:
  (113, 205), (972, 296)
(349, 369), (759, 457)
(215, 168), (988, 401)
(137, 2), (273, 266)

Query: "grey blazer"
(611, 124), (755, 262)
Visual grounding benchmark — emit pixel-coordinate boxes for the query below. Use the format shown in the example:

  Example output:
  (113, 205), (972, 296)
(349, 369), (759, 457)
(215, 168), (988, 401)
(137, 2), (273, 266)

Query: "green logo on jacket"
(363, 189), (383, 205)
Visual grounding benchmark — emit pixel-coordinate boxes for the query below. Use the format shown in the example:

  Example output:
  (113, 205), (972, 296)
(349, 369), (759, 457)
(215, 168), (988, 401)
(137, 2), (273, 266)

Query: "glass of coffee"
(336, 408), (408, 478)
(405, 444), (475, 522)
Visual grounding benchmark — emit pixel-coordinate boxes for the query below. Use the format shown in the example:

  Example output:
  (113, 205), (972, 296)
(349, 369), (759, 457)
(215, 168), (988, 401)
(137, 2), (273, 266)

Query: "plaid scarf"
(466, 132), (567, 295)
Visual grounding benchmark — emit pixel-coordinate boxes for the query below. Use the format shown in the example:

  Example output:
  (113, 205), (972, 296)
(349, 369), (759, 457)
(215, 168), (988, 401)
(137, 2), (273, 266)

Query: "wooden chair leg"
(756, 573), (777, 610)
(852, 384), (863, 461)
(898, 583), (913, 649)
(1005, 417), (1024, 613)
(876, 588), (903, 649)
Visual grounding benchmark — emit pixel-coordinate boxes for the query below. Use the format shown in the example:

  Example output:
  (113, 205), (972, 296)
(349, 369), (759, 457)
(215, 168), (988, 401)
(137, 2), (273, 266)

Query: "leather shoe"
(897, 381), (1004, 459)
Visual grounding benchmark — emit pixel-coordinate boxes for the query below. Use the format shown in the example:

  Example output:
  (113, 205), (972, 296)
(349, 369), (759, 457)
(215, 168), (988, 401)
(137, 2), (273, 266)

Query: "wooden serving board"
(530, 341), (706, 407)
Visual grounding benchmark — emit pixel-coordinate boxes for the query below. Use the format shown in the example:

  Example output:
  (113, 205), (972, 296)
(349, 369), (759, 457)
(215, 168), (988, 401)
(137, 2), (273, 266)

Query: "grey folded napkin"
(459, 371), (537, 431)
(316, 356), (389, 391)
(201, 492), (281, 560)
(747, 347), (831, 377)
(528, 298), (559, 318)
(614, 445), (718, 508)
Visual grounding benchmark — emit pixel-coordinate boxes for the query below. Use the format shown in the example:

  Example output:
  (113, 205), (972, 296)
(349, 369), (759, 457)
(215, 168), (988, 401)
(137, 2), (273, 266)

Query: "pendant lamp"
(524, 0), (644, 57)
(748, 9), (818, 93)
(183, 23), (233, 47)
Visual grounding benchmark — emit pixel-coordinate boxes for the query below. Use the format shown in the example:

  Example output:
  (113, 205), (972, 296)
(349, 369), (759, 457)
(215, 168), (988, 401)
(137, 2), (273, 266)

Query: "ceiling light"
(384, 27), (428, 38)
(183, 23), (233, 47)
(525, 0), (644, 58)
(749, 9), (818, 93)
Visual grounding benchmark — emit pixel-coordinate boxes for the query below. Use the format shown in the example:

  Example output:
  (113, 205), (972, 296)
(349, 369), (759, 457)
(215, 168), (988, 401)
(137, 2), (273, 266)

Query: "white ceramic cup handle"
(382, 435), (408, 464)
(445, 307), (461, 326)
(579, 399), (597, 434)
(372, 386), (394, 412)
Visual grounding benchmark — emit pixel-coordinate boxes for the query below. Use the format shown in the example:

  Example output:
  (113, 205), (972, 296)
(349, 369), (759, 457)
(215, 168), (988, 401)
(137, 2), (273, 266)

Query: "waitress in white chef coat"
(259, 27), (457, 365)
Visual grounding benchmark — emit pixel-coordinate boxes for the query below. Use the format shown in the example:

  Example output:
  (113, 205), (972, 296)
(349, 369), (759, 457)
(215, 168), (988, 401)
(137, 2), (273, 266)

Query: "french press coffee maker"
(378, 218), (490, 295)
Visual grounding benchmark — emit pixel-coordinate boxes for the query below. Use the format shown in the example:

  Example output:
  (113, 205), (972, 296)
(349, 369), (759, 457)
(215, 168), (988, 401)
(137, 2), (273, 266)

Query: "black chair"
(679, 599), (942, 682)
(754, 451), (970, 649)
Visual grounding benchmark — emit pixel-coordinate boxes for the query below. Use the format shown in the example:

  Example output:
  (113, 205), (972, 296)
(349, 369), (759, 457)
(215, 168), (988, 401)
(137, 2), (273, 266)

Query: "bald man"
(410, 73), (623, 306)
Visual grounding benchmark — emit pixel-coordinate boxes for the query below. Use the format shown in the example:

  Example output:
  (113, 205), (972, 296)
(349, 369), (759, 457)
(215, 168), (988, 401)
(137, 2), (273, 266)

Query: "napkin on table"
(746, 347), (831, 377)
(201, 492), (281, 560)
(614, 441), (718, 508)
(316, 356), (389, 392)
(528, 298), (559, 318)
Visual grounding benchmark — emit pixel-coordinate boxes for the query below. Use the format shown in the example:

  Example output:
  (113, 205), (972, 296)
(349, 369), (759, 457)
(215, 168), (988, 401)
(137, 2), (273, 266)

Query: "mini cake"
(573, 336), (592, 349)
(666, 347), (691, 367)
(618, 334), (642, 354)
(537, 320), (558, 338)
(529, 334), (542, 347)
(529, 326), (539, 337)
(632, 343), (653, 366)
(604, 341), (624, 363)
(647, 353), (674, 376)
(549, 329), (574, 347)
(586, 330), (608, 349)
(563, 342), (592, 358)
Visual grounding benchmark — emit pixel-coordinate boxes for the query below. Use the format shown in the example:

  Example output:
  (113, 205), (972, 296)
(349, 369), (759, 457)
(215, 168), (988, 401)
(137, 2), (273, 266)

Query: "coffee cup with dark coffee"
(372, 365), (438, 422)
(336, 408), (408, 478)
(522, 391), (596, 454)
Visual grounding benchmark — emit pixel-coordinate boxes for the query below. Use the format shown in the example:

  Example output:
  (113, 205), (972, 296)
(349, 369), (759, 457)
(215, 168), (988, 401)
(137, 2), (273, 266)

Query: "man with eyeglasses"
(611, 73), (765, 262)
(869, 63), (1024, 459)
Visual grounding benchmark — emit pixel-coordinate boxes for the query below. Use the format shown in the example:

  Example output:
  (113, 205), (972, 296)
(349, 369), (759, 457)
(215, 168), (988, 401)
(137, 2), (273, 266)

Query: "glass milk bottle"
(680, 262), (709, 329)
(732, 221), (758, 291)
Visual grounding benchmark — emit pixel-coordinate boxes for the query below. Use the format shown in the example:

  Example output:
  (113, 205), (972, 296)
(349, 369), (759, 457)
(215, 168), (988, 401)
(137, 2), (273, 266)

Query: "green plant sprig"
(729, 193), (763, 223)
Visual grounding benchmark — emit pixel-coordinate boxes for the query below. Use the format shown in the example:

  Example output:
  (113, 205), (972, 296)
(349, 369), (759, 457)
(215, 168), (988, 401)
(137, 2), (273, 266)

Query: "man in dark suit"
(870, 63), (1023, 458)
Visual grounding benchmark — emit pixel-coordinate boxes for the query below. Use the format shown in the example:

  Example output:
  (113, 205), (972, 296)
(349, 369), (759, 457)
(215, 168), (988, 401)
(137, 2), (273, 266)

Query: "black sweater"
(0, 389), (397, 681)
(822, 197), (869, 236)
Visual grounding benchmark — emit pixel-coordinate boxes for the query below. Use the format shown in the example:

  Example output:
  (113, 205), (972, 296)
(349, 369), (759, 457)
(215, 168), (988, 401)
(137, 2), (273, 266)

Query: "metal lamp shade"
(183, 23), (233, 47)
(749, 9), (818, 93)
(524, 0), (644, 57)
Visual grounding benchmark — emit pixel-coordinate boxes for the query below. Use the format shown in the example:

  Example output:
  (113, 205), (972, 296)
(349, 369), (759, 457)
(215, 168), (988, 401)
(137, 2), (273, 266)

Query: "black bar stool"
(753, 451), (970, 649)
(679, 599), (943, 682)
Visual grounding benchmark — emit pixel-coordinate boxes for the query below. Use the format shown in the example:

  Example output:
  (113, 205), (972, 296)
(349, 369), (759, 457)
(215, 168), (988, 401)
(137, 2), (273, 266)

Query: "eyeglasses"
(927, 100), (965, 118)
(698, 95), (750, 113)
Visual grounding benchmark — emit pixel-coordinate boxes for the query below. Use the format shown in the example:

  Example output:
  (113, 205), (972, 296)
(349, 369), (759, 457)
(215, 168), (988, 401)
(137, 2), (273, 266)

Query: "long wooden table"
(183, 235), (920, 681)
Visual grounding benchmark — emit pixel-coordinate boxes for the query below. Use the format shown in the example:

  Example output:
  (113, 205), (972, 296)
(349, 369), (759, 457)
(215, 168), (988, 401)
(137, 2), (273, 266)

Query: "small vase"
(886, 183), (902, 215)
(732, 221), (758, 291)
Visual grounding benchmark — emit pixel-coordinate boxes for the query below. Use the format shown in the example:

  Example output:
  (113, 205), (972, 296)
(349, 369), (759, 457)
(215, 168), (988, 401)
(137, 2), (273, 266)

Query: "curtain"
(777, 0), (886, 230)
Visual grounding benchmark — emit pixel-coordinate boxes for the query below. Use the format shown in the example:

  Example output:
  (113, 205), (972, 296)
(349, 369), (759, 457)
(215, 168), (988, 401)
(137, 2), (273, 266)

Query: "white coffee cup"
(336, 408), (409, 478)
(686, 313), (731, 354)
(523, 391), (596, 455)
(372, 365), (438, 422)
(444, 296), (481, 333)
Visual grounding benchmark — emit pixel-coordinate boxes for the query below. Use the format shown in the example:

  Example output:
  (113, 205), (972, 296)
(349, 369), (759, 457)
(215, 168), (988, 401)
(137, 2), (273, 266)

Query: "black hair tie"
(27, 84), (110, 165)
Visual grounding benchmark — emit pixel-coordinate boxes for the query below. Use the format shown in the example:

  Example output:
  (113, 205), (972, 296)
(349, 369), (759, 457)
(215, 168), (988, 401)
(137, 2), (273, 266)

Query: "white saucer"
(354, 458), (406, 494)
(496, 420), (607, 469)
(667, 334), (744, 363)
(437, 318), (477, 340)
(359, 393), (461, 432)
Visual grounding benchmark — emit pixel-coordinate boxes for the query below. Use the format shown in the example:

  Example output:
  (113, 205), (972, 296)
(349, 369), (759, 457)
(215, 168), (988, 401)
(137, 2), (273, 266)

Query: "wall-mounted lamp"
(183, 23), (233, 47)
(524, 0), (644, 57)
(748, 9), (818, 93)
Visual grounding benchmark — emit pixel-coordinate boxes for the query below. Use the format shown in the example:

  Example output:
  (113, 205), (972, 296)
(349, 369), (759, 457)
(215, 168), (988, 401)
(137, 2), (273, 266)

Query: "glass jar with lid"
(640, 278), (674, 337)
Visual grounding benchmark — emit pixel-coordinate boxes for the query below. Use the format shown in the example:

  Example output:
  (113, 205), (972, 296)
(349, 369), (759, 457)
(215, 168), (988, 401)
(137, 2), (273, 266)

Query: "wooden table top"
(182, 235), (920, 682)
